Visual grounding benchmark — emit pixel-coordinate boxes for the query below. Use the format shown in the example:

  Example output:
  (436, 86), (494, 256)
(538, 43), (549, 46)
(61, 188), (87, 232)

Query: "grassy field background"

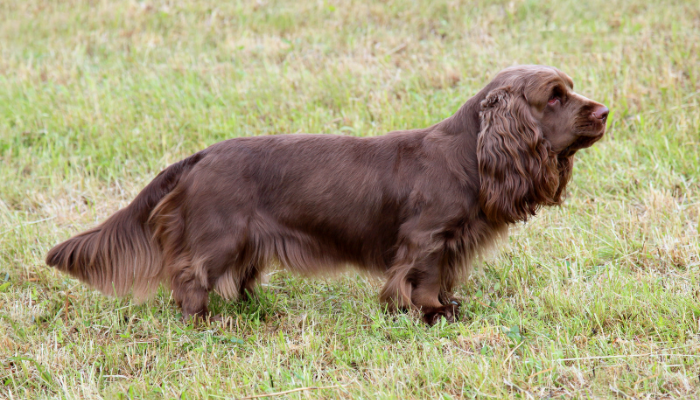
(1, 0), (699, 398)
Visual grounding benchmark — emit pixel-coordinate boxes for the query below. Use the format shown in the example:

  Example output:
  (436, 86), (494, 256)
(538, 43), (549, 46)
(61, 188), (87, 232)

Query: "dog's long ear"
(477, 86), (560, 223)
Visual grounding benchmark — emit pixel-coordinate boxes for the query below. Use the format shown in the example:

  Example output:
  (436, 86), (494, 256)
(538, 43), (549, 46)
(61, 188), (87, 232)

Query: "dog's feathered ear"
(477, 86), (560, 223)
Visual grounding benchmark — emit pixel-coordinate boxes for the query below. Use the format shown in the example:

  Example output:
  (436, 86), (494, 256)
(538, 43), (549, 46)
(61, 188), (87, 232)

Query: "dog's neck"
(436, 93), (485, 139)
(419, 94), (485, 212)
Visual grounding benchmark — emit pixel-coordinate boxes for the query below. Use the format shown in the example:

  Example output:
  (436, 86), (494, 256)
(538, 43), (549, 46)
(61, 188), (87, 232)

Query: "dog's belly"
(239, 183), (406, 274)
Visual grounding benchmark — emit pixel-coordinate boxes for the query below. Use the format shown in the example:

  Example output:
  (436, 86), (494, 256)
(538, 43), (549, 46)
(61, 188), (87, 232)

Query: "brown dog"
(46, 65), (608, 325)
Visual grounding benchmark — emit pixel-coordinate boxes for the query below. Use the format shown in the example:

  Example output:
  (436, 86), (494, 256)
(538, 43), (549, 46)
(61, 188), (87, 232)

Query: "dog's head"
(477, 65), (608, 223)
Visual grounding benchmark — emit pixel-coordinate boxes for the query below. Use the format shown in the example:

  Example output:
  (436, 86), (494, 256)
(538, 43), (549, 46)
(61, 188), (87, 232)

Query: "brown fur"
(46, 65), (608, 324)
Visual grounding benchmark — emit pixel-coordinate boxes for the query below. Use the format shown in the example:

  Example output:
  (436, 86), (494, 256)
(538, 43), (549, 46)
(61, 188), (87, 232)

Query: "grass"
(1, 0), (699, 398)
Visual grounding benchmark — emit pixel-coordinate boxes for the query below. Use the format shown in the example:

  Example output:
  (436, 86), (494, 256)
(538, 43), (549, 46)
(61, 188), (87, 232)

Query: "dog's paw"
(181, 311), (224, 326)
(208, 314), (224, 323)
(422, 303), (460, 326)
(442, 298), (461, 308)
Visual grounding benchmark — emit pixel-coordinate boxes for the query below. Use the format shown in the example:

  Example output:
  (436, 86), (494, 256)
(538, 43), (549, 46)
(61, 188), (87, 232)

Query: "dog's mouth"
(559, 131), (605, 157)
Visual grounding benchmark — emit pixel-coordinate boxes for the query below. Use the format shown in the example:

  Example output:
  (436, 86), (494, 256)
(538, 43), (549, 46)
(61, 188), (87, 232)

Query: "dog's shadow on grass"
(207, 289), (281, 325)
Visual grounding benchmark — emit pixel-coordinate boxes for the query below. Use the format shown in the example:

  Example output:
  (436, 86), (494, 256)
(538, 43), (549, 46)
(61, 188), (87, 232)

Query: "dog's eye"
(548, 86), (565, 107)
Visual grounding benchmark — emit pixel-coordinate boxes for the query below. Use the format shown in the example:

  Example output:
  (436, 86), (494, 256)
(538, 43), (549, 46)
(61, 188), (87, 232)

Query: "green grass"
(1, 0), (699, 398)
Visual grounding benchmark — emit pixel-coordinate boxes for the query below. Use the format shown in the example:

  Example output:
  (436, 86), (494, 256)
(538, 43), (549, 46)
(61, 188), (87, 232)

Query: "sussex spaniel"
(47, 65), (608, 325)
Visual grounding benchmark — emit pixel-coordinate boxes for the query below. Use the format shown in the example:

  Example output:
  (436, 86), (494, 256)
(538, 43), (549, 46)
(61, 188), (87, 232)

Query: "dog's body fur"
(47, 65), (608, 324)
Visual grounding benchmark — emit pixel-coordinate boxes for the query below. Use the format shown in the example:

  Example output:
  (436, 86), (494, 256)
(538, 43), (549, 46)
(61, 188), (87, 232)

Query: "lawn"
(1, 0), (699, 398)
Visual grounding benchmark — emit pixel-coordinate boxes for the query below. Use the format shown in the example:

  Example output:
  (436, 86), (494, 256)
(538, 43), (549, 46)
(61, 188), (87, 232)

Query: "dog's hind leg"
(212, 261), (264, 302)
(169, 255), (217, 321)
(171, 277), (207, 319)
(238, 263), (263, 300)
(169, 238), (247, 321)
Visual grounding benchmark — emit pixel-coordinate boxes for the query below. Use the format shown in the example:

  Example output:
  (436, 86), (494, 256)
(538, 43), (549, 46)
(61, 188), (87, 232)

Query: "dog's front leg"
(409, 256), (459, 325)
(380, 248), (459, 325)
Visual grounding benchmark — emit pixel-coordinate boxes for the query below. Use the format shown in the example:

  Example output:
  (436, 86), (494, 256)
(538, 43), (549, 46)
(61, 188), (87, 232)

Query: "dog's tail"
(45, 153), (204, 301)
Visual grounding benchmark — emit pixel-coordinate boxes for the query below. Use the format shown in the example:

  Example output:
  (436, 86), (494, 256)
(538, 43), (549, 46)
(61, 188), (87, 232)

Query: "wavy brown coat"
(47, 65), (608, 324)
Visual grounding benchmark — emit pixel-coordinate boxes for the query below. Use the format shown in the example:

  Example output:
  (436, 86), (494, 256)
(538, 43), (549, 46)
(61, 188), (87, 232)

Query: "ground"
(1, 0), (699, 398)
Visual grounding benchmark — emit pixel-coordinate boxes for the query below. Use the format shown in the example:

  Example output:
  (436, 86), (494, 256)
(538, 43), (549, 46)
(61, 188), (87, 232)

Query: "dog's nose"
(592, 105), (609, 121)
